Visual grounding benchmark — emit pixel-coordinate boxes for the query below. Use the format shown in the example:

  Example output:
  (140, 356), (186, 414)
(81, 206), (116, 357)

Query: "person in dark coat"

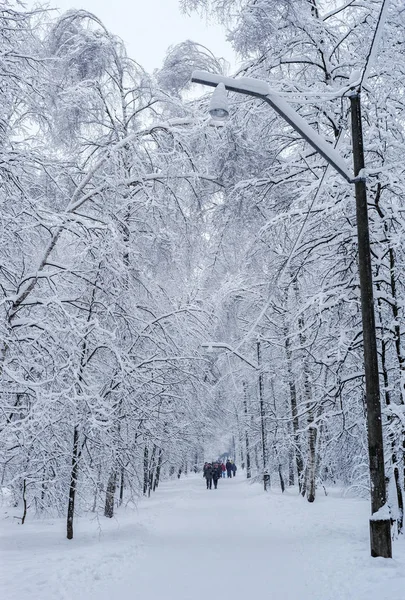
(203, 462), (213, 489)
(231, 462), (237, 477)
(212, 462), (220, 489)
(226, 460), (232, 478)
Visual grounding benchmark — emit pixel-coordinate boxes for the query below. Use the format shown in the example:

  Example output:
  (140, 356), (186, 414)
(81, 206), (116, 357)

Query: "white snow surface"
(371, 502), (391, 521)
(192, 70), (270, 95)
(1, 475), (405, 600)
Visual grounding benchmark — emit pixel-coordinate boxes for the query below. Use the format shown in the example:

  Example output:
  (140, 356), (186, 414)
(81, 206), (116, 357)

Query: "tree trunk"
(143, 445), (149, 495)
(92, 465), (102, 513)
(148, 445), (157, 497)
(21, 478), (27, 524)
(67, 271), (98, 538)
(301, 465), (307, 498)
(245, 426), (251, 478)
(257, 339), (269, 491)
(299, 314), (317, 504)
(254, 443), (260, 472)
(288, 448), (295, 486)
(306, 424), (317, 503)
(239, 435), (245, 470)
(67, 425), (80, 540)
(376, 279), (404, 533)
(104, 470), (117, 518)
(119, 466), (125, 506)
(394, 464), (404, 534)
(235, 408), (244, 469)
(153, 448), (163, 491)
(40, 467), (47, 509)
(374, 185), (405, 405)
(278, 464), (285, 494)
(284, 329), (304, 491)
(243, 383), (251, 479)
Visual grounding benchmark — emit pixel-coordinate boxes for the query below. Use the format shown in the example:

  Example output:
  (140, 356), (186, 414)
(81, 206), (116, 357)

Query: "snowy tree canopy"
(0, 0), (404, 555)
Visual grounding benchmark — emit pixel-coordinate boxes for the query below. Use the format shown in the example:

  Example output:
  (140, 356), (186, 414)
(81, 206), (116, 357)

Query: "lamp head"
(209, 83), (229, 120)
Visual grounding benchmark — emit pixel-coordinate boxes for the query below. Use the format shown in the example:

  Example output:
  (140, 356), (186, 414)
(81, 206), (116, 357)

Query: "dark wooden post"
(350, 90), (392, 558)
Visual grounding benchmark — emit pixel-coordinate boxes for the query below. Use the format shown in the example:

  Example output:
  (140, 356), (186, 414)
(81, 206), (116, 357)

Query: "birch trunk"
(104, 471), (117, 518)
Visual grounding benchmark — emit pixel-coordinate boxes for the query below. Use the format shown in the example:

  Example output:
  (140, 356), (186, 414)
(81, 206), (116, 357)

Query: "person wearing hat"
(203, 462), (213, 489)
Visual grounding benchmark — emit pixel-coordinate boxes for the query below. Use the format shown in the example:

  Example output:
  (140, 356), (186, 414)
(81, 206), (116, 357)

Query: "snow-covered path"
(2, 475), (405, 600)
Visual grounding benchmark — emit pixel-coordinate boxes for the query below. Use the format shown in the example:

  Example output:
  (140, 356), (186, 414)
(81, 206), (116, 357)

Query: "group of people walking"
(203, 460), (237, 489)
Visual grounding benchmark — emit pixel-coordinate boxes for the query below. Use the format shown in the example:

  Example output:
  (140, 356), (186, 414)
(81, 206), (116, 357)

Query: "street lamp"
(208, 82), (229, 120)
(202, 341), (257, 369)
(193, 71), (391, 559)
(202, 340), (270, 491)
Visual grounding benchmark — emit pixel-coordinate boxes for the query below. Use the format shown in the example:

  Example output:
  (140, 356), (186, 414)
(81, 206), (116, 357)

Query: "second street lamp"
(193, 70), (392, 559)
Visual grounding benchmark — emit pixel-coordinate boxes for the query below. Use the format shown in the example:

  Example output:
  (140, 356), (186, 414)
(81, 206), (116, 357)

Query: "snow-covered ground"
(1, 475), (405, 600)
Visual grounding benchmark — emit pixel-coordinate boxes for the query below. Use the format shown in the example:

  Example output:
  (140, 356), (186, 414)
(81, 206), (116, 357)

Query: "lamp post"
(201, 341), (269, 490)
(194, 71), (391, 559)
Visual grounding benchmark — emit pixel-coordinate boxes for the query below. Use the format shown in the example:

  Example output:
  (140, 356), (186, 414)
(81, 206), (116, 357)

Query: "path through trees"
(2, 475), (405, 599)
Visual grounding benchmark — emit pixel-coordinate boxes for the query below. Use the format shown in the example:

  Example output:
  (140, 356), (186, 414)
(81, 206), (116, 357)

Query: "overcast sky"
(41, 0), (235, 72)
